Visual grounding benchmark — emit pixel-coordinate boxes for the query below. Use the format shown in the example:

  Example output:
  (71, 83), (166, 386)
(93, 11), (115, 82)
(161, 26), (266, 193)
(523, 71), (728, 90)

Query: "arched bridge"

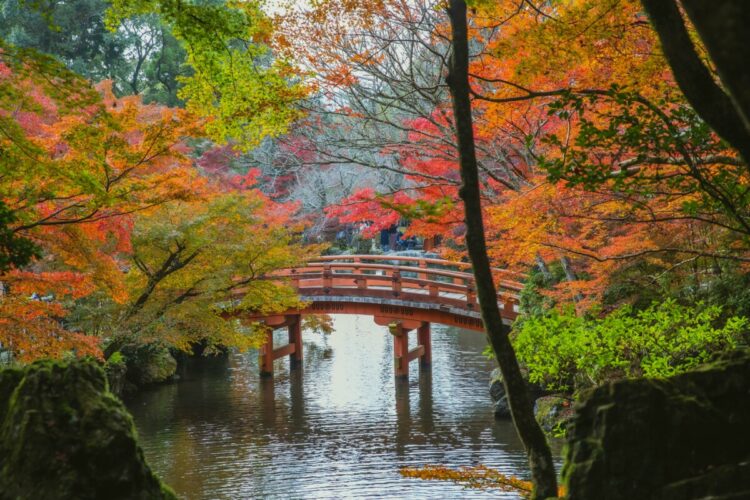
(235, 255), (523, 380)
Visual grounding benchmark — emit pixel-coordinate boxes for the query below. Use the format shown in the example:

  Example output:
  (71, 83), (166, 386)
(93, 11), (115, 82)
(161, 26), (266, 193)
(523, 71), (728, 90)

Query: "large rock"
(489, 367), (548, 419)
(104, 352), (127, 397)
(494, 395), (512, 418)
(125, 345), (177, 386)
(489, 367), (506, 402)
(0, 359), (175, 500)
(534, 395), (574, 434)
(563, 349), (750, 500)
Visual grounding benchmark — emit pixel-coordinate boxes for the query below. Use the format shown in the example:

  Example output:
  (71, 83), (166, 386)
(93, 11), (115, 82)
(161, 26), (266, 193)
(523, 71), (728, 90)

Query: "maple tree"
(446, 1), (558, 496)
(0, 54), (197, 360)
(306, 0), (750, 312)
(461, 0), (748, 312)
(0, 0), (320, 362)
(275, 0), (466, 238)
(99, 190), (313, 355)
(0, 44), (307, 361)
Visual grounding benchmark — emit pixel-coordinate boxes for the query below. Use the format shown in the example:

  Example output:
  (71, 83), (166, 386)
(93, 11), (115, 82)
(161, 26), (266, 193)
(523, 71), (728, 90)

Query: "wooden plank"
(407, 345), (425, 363)
(233, 300), (496, 331)
(309, 254), (525, 279)
(418, 260), (428, 280)
(297, 262), (476, 281)
(272, 343), (296, 360)
(292, 273), (472, 293)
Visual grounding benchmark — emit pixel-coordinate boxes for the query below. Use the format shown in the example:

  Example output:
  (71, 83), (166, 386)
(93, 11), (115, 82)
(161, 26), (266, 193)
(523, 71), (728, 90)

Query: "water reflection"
(127, 315), (555, 499)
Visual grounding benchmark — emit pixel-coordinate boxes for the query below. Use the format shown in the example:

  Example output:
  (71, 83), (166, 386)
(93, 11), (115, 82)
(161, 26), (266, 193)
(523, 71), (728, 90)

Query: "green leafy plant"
(512, 300), (747, 392)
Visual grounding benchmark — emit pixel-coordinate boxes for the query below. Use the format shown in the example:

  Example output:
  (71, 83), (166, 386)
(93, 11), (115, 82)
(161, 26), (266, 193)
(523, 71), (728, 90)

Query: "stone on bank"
(563, 349), (750, 500)
(0, 359), (175, 500)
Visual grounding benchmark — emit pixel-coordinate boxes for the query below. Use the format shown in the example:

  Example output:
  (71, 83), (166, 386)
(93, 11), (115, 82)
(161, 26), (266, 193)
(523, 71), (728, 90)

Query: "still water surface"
(126, 315), (556, 499)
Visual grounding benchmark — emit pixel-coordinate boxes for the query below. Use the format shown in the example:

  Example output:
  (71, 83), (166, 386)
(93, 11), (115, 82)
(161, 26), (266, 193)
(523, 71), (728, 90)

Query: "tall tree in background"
(445, 1), (557, 498)
(0, 0), (187, 105)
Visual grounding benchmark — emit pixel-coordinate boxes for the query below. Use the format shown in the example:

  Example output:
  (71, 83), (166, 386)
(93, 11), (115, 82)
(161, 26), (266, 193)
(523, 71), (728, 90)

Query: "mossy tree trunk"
(444, 1), (558, 498)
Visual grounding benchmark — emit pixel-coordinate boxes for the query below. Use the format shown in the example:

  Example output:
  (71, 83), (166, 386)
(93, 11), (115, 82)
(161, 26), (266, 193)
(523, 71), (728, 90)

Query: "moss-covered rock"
(104, 352), (127, 397)
(0, 359), (176, 500)
(0, 367), (22, 419)
(489, 367), (549, 419)
(534, 395), (574, 435)
(563, 349), (750, 500)
(489, 367), (505, 402)
(124, 345), (177, 386)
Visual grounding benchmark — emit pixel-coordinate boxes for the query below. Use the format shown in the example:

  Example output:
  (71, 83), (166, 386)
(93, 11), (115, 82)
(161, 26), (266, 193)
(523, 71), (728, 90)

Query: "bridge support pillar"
(392, 323), (410, 379)
(288, 314), (302, 368)
(417, 322), (431, 369)
(258, 314), (303, 378)
(388, 320), (432, 380)
(259, 329), (274, 377)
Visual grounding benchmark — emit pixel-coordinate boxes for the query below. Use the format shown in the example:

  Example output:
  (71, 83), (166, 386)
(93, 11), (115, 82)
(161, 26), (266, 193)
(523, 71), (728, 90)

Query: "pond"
(126, 315), (559, 499)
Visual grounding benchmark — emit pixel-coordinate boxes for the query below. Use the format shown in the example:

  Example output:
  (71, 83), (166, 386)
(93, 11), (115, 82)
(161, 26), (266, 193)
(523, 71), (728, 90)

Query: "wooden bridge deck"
(270, 254), (523, 327)
(232, 254), (524, 378)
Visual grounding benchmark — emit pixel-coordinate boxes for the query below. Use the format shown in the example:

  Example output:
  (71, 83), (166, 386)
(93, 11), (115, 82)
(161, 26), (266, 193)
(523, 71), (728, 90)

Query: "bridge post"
(323, 264), (332, 292)
(391, 323), (410, 379)
(503, 297), (516, 316)
(259, 328), (274, 377)
(391, 268), (402, 296)
(288, 314), (302, 368)
(417, 322), (431, 369)
(418, 259), (428, 280)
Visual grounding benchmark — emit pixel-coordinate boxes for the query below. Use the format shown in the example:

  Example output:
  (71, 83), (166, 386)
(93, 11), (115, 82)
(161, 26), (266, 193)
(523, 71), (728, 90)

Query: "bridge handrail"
(236, 254), (522, 324)
(277, 264), (522, 294)
(306, 254), (524, 280)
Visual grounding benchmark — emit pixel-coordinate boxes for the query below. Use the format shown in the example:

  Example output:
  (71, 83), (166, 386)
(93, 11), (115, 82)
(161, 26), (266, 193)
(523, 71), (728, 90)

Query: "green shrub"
(107, 351), (125, 366)
(512, 300), (747, 392)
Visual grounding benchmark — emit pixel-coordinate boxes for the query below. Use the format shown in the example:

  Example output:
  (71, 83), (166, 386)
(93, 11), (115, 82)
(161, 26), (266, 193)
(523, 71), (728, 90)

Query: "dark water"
(126, 315), (559, 499)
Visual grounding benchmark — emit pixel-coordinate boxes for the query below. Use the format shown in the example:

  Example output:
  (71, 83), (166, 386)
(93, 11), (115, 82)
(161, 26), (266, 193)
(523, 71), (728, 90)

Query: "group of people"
(379, 225), (418, 252)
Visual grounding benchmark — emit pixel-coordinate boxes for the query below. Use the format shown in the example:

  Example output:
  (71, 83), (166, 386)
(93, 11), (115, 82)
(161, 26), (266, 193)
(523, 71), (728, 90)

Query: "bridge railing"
(267, 254), (522, 316)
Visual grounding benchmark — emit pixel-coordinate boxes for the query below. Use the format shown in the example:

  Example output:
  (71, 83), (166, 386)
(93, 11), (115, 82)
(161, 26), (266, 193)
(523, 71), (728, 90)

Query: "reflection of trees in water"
(301, 339), (333, 368)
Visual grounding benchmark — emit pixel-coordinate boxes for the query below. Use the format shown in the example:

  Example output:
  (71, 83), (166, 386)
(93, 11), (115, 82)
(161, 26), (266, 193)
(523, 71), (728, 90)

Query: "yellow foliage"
(400, 464), (566, 497)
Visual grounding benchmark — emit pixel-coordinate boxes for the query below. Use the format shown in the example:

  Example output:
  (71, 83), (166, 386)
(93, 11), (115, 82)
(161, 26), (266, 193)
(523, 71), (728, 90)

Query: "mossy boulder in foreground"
(0, 359), (176, 500)
(563, 349), (750, 500)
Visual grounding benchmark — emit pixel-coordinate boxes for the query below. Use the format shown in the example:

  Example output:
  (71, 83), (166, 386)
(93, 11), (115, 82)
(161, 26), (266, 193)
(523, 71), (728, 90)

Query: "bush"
(512, 300), (748, 392)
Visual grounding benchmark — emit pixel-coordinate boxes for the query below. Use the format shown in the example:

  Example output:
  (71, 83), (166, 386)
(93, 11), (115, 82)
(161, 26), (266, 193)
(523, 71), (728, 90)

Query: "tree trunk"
(640, 0), (750, 165)
(678, 1), (750, 138)
(535, 253), (552, 282)
(560, 256), (583, 302)
(444, 1), (558, 498)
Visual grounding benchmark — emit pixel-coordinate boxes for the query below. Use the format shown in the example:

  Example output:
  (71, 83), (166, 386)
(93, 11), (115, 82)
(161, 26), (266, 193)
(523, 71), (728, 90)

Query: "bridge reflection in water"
(232, 255), (522, 381)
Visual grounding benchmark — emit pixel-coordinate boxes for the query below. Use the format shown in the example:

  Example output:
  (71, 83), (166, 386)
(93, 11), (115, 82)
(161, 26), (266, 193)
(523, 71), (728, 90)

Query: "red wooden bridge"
(236, 255), (523, 380)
